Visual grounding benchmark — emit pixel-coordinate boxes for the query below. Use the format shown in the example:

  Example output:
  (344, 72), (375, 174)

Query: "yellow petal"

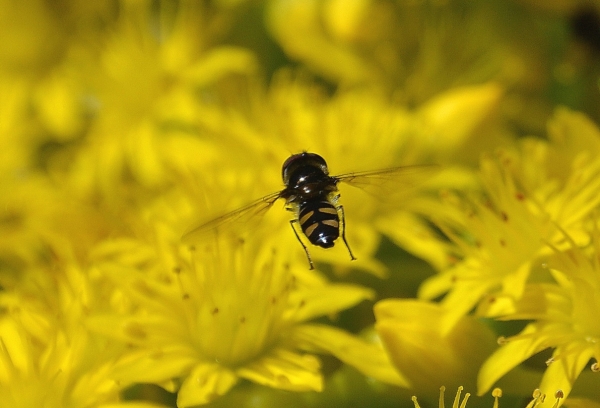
(538, 347), (595, 406)
(438, 278), (492, 333)
(477, 324), (547, 395)
(177, 363), (238, 407)
(289, 284), (374, 322)
(418, 270), (456, 301)
(418, 83), (504, 155)
(292, 324), (410, 387)
(236, 348), (322, 392)
(111, 348), (197, 386)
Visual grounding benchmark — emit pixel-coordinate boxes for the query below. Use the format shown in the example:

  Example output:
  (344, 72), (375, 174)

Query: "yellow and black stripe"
(298, 200), (340, 248)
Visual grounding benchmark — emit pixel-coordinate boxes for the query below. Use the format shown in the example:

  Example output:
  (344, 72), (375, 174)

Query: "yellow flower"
(88, 224), (406, 407)
(420, 109), (600, 331)
(0, 246), (158, 408)
(477, 228), (600, 404)
(420, 150), (554, 331)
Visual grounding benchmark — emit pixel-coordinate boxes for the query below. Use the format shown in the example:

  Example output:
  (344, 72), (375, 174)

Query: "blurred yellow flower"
(0, 175), (114, 281)
(55, 1), (258, 201)
(265, 0), (552, 108)
(375, 300), (497, 395)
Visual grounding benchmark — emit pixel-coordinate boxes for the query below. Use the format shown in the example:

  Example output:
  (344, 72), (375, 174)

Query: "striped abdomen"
(298, 200), (340, 248)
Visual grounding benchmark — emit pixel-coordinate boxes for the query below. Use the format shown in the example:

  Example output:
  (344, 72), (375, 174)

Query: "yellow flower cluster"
(1, 1), (600, 408)
(386, 108), (600, 406)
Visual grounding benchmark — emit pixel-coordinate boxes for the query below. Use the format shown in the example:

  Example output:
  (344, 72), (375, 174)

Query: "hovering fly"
(182, 152), (433, 269)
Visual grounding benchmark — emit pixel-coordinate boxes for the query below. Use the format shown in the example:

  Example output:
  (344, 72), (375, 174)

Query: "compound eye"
(281, 153), (303, 183)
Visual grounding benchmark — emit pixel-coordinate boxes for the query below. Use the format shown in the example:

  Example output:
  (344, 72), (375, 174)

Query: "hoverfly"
(182, 152), (434, 269)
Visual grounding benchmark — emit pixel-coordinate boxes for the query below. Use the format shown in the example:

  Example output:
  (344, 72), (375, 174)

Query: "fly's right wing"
(181, 191), (284, 245)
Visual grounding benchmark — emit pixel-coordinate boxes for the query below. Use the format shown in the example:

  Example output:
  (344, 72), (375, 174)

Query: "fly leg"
(337, 205), (356, 261)
(290, 219), (315, 270)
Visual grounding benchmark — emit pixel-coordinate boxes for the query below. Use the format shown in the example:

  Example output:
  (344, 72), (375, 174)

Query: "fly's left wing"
(334, 164), (439, 199)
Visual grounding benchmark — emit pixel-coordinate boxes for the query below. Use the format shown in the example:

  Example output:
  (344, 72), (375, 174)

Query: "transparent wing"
(334, 164), (439, 198)
(181, 190), (284, 245)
